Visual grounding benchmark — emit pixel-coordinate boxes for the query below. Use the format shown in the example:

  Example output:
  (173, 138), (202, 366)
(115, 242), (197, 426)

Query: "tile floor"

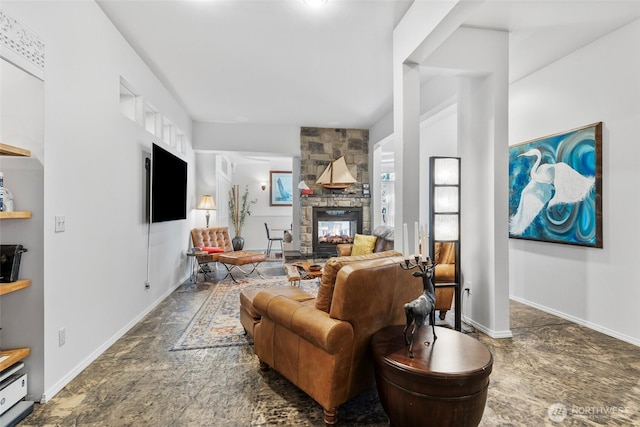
(21, 263), (640, 426)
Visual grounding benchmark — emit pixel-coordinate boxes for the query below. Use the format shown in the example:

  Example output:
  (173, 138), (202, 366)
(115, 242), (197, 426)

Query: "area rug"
(171, 276), (319, 351)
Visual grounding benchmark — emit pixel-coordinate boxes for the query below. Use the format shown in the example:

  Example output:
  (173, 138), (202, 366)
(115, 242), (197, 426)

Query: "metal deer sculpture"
(402, 260), (437, 358)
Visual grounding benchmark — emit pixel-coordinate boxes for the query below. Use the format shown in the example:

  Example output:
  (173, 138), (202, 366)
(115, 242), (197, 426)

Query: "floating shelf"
(0, 212), (32, 219)
(0, 143), (31, 157)
(0, 348), (30, 372)
(0, 280), (31, 296)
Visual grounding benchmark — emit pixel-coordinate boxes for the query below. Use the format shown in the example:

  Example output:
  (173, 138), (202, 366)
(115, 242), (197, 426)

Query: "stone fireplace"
(299, 127), (371, 256)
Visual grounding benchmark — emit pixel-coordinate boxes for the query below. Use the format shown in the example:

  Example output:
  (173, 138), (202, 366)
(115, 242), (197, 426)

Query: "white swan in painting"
(510, 149), (595, 235)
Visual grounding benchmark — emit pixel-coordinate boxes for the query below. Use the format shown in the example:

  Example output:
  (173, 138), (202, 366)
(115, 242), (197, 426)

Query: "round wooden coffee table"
(371, 325), (493, 427)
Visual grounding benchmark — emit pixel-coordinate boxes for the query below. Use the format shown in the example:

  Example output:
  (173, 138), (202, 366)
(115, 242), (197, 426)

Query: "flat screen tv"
(151, 143), (187, 223)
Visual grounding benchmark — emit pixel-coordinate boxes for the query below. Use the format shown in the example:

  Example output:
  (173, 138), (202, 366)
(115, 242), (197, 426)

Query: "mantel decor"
(229, 185), (256, 250)
(508, 122), (602, 247)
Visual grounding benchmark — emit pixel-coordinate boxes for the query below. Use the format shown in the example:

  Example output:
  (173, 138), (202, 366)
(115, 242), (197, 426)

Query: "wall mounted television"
(151, 143), (187, 223)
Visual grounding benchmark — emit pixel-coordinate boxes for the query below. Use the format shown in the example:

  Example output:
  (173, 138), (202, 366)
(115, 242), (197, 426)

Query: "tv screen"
(151, 143), (187, 223)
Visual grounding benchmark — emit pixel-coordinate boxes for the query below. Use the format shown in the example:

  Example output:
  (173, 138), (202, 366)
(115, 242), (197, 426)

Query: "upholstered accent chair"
(251, 254), (421, 425)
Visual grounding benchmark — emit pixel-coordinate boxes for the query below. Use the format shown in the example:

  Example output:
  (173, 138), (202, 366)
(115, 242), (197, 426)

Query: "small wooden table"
(371, 325), (493, 427)
(284, 261), (323, 286)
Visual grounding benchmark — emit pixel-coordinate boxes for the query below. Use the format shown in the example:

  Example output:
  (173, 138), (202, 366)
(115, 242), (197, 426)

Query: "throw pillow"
(201, 246), (224, 253)
(350, 234), (377, 256)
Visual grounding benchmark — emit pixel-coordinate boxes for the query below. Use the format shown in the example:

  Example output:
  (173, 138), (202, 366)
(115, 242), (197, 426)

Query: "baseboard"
(39, 275), (187, 402)
(462, 315), (513, 339)
(509, 295), (640, 347)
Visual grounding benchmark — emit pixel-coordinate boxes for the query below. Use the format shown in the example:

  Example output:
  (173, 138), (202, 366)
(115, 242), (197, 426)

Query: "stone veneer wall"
(299, 127), (371, 255)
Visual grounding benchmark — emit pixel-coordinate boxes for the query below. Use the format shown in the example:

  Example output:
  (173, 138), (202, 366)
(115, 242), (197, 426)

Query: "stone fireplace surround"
(299, 127), (371, 256)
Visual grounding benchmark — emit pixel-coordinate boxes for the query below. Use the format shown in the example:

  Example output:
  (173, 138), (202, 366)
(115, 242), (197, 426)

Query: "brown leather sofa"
(251, 253), (421, 425)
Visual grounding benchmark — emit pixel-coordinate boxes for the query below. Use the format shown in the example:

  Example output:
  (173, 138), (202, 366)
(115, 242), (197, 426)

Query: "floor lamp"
(429, 157), (461, 331)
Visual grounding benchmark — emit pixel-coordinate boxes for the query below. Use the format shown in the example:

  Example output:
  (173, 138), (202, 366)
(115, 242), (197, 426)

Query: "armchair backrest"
(315, 250), (403, 313)
(434, 241), (455, 283)
(191, 227), (233, 252)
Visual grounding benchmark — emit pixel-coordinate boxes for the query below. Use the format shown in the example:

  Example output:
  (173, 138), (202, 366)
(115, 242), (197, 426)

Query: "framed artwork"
(270, 170), (293, 206)
(508, 122), (602, 248)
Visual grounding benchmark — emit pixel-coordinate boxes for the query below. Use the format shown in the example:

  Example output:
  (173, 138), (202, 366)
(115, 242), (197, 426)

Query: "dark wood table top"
(371, 325), (493, 379)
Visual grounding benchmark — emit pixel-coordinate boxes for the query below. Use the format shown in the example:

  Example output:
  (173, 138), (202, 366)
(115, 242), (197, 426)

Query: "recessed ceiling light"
(303, 0), (328, 7)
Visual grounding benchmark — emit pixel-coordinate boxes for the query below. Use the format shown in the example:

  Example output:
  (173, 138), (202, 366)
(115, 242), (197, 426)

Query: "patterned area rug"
(172, 275), (319, 351)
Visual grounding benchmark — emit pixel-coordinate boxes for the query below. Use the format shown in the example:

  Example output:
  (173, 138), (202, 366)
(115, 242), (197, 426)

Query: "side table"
(371, 325), (493, 427)
(186, 251), (207, 283)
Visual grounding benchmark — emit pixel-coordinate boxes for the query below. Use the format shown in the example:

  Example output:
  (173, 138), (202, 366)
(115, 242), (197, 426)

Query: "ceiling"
(98, 0), (640, 131)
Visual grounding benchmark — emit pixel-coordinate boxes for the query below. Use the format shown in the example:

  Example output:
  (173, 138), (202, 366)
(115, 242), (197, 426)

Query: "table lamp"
(197, 195), (216, 228)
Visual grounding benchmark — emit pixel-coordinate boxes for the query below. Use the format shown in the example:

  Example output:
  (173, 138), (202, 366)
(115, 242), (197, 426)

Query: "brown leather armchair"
(434, 241), (455, 319)
(190, 227), (234, 278)
(252, 256), (421, 425)
(190, 227), (233, 261)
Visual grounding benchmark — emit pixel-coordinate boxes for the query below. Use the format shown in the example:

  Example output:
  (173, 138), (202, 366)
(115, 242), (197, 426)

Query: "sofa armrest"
(336, 244), (353, 257)
(254, 291), (353, 354)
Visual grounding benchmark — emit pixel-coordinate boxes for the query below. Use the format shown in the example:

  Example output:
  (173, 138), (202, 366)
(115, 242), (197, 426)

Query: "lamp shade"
(433, 157), (460, 185)
(197, 195), (216, 210)
(434, 214), (459, 241)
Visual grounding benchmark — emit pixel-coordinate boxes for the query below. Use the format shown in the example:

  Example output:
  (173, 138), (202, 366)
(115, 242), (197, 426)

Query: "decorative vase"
(232, 236), (245, 251)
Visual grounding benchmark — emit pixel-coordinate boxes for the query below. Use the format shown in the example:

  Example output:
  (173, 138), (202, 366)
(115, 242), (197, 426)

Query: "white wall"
(3, 1), (196, 400)
(194, 122), (300, 155)
(193, 152), (294, 251)
(227, 158), (294, 252)
(394, 0), (511, 337)
(509, 20), (640, 345)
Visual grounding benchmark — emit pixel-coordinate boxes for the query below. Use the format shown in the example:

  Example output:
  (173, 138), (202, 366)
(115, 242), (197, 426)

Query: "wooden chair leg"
(323, 406), (338, 425)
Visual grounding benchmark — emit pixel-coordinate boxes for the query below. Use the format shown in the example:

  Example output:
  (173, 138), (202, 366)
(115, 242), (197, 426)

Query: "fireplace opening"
(312, 207), (362, 256)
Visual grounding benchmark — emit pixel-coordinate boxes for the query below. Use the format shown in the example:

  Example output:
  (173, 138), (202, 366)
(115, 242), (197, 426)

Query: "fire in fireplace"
(312, 207), (363, 256)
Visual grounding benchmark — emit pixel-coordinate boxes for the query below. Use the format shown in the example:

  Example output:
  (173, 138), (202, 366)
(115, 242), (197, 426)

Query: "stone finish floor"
(22, 263), (640, 426)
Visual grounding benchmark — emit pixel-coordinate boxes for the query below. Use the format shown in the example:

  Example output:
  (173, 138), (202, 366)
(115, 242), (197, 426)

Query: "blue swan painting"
(508, 123), (601, 247)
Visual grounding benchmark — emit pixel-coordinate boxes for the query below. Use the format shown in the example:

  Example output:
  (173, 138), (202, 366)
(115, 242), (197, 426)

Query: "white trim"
(0, 9), (45, 80)
(509, 296), (640, 347)
(39, 275), (188, 403)
(462, 315), (513, 339)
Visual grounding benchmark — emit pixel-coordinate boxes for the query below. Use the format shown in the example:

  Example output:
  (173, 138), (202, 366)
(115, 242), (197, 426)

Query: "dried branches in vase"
(228, 185), (256, 250)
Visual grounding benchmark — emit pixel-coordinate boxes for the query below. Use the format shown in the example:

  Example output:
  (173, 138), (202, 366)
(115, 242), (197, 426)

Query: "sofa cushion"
(315, 250), (403, 313)
(351, 234), (377, 256)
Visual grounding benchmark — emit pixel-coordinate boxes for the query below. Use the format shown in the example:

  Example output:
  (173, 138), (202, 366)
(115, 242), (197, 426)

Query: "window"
(119, 80), (138, 121)
(144, 104), (160, 136)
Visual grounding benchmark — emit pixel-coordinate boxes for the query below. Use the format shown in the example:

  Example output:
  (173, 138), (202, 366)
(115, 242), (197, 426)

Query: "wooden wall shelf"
(0, 143), (31, 157)
(0, 348), (30, 372)
(0, 280), (31, 296)
(0, 212), (32, 219)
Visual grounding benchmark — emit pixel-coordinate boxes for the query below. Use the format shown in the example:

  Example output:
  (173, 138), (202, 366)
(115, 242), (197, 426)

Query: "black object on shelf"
(0, 245), (28, 283)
